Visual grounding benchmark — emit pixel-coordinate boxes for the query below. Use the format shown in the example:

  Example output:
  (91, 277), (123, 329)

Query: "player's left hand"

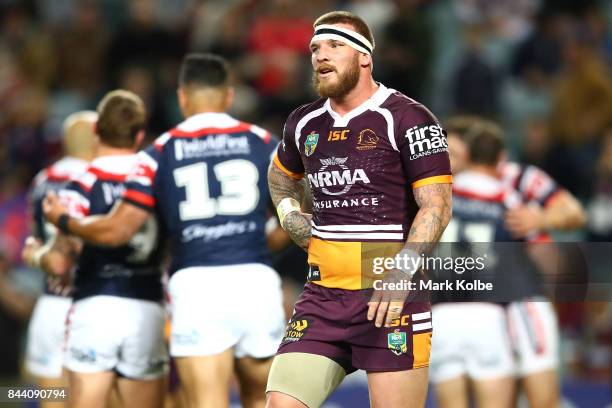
(47, 274), (71, 296)
(367, 269), (410, 328)
(22, 236), (43, 268)
(42, 191), (67, 226)
(505, 205), (543, 238)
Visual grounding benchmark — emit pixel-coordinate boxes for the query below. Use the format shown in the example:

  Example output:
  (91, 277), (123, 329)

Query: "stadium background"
(0, 0), (610, 406)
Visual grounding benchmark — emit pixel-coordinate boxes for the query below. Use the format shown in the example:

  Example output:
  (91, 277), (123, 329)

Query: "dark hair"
(314, 11), (374, 49)
(444, 115), (484, 140)
(96, 90), (146, 148)
(465, 120), (505, 166)
(179, 53), (230, 88)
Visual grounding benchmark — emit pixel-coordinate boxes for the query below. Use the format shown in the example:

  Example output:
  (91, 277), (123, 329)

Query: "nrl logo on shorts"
(304, 131), (319, 157)
(387, 329), (408, 356)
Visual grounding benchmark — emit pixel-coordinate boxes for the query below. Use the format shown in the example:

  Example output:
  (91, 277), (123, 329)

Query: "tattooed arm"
(268, 163), (312, 251)
(367, 182), (452, 327)
(404, 183), (453, 255)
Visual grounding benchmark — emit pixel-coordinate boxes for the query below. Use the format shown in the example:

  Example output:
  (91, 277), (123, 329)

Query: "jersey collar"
(324, 83), (393, 127)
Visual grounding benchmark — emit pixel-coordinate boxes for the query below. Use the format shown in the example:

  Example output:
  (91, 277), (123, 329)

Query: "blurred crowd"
(0, 0), (611, 388)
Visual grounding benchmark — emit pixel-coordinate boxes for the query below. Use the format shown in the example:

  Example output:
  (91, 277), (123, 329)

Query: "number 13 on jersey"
(173, 159), (260, 221)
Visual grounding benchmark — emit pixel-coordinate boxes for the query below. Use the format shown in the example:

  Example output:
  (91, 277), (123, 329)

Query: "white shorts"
(25, 294), (72, 378)
(64, 296), (168, 380)
(507, 299), (559, 376)
(168, 263), (285, 358)
(430, 303), (515, 383)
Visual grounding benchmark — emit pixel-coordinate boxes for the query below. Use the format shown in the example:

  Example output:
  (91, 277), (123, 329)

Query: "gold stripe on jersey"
(412, 174), (453, 189)
(273, 153), (304, 180)
(308, 237), (403, 290)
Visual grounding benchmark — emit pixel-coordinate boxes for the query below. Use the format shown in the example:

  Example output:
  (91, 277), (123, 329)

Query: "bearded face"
(312, 52), (361, 99)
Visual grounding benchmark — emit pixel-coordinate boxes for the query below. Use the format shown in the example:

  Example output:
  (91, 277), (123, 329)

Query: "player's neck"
(185, 106), (226, 118)
(329, 78), (378, 116)
(466, 164), (500, 179)
(95, 144), (135, 158)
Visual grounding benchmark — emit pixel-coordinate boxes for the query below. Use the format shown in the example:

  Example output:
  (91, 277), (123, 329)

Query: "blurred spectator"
(1, 85), (51, 180)
(244, 0), (312, 96)
(52, 0), (109, 98)
(587, 129), (612, 241)
(511, 11), (566, 80)
(0, 253), (40, 381)
(117, 64), (169, 135)
(451, 24), (500, 116)
(189, 0), (249, 53)
(107, 0), (187, 86)
(550, 28), (612, 146)
(377, 0), (433, 100)
(346, 0), (395, 39)
(547, 26), (612, 196)
(1, 3), (56, 89)
(0, 171), (31, 265)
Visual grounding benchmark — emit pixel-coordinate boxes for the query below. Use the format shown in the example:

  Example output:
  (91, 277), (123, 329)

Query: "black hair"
(178, 53), (230, 88)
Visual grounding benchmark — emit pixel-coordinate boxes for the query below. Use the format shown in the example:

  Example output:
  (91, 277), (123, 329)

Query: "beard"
(313, 55), (360, 99)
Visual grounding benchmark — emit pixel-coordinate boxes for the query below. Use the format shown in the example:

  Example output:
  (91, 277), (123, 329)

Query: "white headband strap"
(311, 24), (373, 55)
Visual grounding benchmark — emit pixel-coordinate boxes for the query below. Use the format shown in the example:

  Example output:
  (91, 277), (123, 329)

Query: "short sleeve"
(395, 104), (452, 188)
(123, 144), (159, 211)
(273, 109), (305, 180)
(520, 165), (562, 207)
(58, 181), (90, 219)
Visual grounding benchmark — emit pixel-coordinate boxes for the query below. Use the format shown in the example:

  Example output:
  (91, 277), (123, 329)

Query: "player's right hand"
(367, 269), (410, 328)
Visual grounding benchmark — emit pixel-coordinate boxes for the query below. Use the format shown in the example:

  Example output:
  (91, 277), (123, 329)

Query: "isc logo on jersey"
(307, 157), (370, 196)
(405, 124), (448, 160)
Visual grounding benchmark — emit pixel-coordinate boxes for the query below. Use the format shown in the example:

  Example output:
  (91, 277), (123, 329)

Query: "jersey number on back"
(440, 219), (497, 268)
(173, 159), (260, 221)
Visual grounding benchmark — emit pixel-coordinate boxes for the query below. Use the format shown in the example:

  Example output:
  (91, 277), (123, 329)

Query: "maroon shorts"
(277, 283), (432, 373)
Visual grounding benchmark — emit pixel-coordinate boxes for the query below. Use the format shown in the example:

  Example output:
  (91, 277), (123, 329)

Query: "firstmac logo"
(405, 124), (448, 160)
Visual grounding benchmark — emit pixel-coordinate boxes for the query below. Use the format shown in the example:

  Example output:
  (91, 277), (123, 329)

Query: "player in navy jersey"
(44, 54), (285, 408)
(267, 11), (452, 408)
(444, 116), (587, 408)
(431, 122), (527, 408)
(35, 90), (168, 408)
(21, 111), (97, 407)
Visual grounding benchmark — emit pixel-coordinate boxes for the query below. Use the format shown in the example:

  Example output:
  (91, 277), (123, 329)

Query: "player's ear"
(93, 135), (101, 156)
(360, 52), (372, 68)
(134, 130), (146, 150)
(177, 87), (188, 116)
(496, 150), (508, 174)
(225, 86), (235, 110)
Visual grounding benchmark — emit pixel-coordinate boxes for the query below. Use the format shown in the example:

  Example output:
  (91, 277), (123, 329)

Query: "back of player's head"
(313, 11), (375, 51)
(96, 90), (146, 148)
(62, 110), (98, 160)
(444, 115), (485, 140)
(179, 53), (230, 89)
(465, 120), (505, 166)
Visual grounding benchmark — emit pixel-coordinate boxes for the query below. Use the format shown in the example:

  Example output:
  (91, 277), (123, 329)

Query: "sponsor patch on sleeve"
(404, 123), (448, 160)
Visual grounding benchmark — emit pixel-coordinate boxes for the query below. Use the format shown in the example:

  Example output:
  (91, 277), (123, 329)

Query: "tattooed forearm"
(405, 183), (452, 255)
(268, 163), (304, 206)
(284, 212), (312, 251)
(268, 163), (312, 251)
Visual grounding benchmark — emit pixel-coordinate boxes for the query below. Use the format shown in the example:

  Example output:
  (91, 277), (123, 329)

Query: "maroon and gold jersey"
(274, 83), (452, 289)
